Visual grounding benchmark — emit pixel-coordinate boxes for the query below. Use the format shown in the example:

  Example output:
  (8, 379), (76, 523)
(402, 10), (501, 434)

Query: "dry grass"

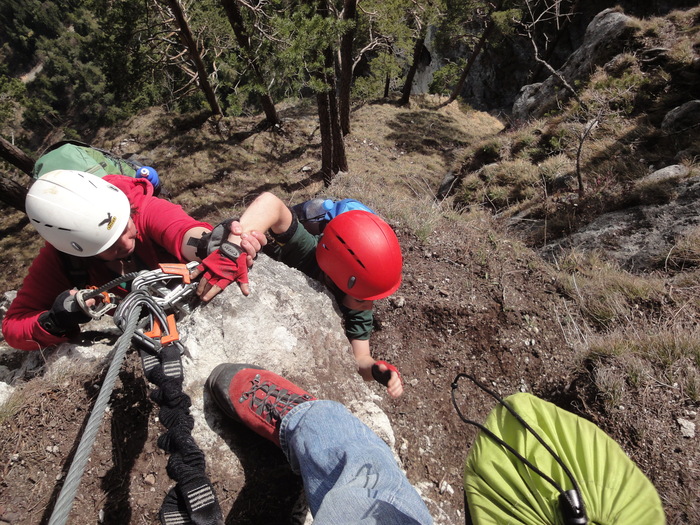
(0, 388), (23, 428)
(553, 250), (669, 329)
(665, 227), (700, 270)
(557, 242), (700, 407)
(585, 327), (700, 403)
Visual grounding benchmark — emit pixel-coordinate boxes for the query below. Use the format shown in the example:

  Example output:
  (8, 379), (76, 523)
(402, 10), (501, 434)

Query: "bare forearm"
(351, 338), (404, 398)
(351, 338), (375, 380)
(231, 192), (293, 243)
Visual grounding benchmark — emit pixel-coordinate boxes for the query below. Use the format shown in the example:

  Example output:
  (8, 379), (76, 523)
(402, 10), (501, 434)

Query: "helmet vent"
(336, 234), (366, 269)
(347, 276), (356, 289)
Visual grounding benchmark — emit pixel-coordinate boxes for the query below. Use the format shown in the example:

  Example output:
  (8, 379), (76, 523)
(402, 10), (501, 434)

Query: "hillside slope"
(0, 94), (698, 523)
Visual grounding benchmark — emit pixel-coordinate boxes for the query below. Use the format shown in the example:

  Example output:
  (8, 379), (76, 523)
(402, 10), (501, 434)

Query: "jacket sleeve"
(2, 244), (77, 351)
(137, 196), (211, 261)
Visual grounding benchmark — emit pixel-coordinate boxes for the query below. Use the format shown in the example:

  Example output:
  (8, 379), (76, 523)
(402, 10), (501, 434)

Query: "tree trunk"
(338, 0), (357, 135)
(329, 80), (347, 173)
(165, 0), (223, 117)
(399, 29), (426, 106)
(445, 0), (502, 105)
(316, 46), (348, 184)
(324, 47), (347, 174)
(0, 174), (29, 212)
(317, 90), (333, 185)
(220, 0), (281, 126)
(0, 136), (35, 176)
(311, 0), (347, 184)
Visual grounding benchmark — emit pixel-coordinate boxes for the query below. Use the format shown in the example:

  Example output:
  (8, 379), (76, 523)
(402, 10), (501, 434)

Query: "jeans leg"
(279, 400), (433, 525)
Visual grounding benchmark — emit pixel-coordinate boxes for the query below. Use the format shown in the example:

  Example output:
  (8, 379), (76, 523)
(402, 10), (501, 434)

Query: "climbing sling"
(451, 373), (665, 525)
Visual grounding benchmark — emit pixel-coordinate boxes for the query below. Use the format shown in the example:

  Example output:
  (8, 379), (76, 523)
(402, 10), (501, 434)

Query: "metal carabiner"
(75, 288), (119, 319)
(131, 262), (199, 317)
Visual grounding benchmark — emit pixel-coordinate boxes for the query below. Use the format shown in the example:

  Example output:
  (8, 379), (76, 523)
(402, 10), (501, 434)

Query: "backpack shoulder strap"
(59, 252), (90, 289)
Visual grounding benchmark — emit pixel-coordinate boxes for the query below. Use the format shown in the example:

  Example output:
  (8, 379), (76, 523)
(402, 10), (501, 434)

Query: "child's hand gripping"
(371, 360), (404, 399)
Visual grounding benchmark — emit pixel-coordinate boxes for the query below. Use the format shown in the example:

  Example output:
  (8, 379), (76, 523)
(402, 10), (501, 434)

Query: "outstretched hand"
(229, 220), (267, 267)
(191, 249), (249, 301)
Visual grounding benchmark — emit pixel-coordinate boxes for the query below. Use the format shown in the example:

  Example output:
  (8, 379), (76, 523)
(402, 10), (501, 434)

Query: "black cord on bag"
(451, 373), (588, 525)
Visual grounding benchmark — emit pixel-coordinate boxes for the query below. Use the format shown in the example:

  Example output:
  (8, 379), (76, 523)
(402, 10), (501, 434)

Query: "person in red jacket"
(2, 170), (250, 351)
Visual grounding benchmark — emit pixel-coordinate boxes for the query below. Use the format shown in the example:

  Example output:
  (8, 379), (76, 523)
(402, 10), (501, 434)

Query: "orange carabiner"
(159, 263), (191, 284)
(144, 317), (164, 339)
(160, 315), (180, 345)
(144, 314), (179, 345)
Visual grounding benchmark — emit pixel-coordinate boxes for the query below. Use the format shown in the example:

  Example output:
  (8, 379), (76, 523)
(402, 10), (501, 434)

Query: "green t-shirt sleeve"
(342, 307), (374, 340)
(277, 220), (321, 279)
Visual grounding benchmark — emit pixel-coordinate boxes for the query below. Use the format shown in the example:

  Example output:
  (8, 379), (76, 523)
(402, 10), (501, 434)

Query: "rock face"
(512, 9), (637, 120)
(661, 100), (700, 134)
(541, 175), (700, 270)
(179, 254), (396, 448)
(179, 255), (400, 521)
(0, 256), (393, 436)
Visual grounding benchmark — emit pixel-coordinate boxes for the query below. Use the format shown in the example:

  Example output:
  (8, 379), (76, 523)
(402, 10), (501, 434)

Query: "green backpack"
(32, 140), (141, 179)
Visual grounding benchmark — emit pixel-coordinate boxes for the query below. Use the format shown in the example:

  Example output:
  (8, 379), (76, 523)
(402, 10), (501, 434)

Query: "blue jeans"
(279, 400), (433, 524)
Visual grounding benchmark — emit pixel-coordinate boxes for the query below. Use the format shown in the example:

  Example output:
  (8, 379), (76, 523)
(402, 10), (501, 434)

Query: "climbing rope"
(47, 262), (222, 525)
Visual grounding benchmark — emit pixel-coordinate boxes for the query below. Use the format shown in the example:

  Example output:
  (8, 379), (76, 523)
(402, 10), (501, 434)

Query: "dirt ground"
(0, 99), (697, 524)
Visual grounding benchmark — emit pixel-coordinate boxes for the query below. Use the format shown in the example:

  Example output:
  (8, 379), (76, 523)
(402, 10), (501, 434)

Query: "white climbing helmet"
(25, 170), (131, 257)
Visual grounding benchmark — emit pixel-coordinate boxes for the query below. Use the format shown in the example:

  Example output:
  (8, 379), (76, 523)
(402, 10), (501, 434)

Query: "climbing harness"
(48, 262), (223, 525)
(451, 373), (588, 525)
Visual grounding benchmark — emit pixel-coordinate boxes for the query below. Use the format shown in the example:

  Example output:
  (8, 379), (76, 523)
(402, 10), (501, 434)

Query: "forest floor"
(0, 96), (697, 524)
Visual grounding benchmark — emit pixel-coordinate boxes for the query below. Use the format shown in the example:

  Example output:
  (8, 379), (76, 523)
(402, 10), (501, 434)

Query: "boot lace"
(239, 374), (313, 423)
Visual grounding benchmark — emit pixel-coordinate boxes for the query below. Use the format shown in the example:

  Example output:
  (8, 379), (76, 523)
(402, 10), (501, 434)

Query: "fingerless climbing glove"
(197, 248), (248, 290)
(371, 360), (403, 387)
(38, 290), (92, 336)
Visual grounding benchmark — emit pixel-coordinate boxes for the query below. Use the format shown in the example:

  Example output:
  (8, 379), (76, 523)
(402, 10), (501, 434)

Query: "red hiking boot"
(206, 363), (316, 446)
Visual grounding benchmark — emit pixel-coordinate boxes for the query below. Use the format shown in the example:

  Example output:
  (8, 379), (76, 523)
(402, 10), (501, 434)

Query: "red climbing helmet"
(316, 210), (402, 300)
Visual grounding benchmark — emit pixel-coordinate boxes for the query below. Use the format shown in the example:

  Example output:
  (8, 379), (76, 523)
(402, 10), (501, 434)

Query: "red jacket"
(2, 175), (211, 351)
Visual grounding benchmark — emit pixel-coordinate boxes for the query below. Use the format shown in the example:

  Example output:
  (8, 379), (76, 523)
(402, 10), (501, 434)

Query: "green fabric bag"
(32, 141), (139, 179)
(463, 392), (665, 525)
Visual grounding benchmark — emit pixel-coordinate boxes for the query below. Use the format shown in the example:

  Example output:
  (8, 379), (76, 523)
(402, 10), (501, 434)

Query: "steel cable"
(47, 302), (142, 525)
